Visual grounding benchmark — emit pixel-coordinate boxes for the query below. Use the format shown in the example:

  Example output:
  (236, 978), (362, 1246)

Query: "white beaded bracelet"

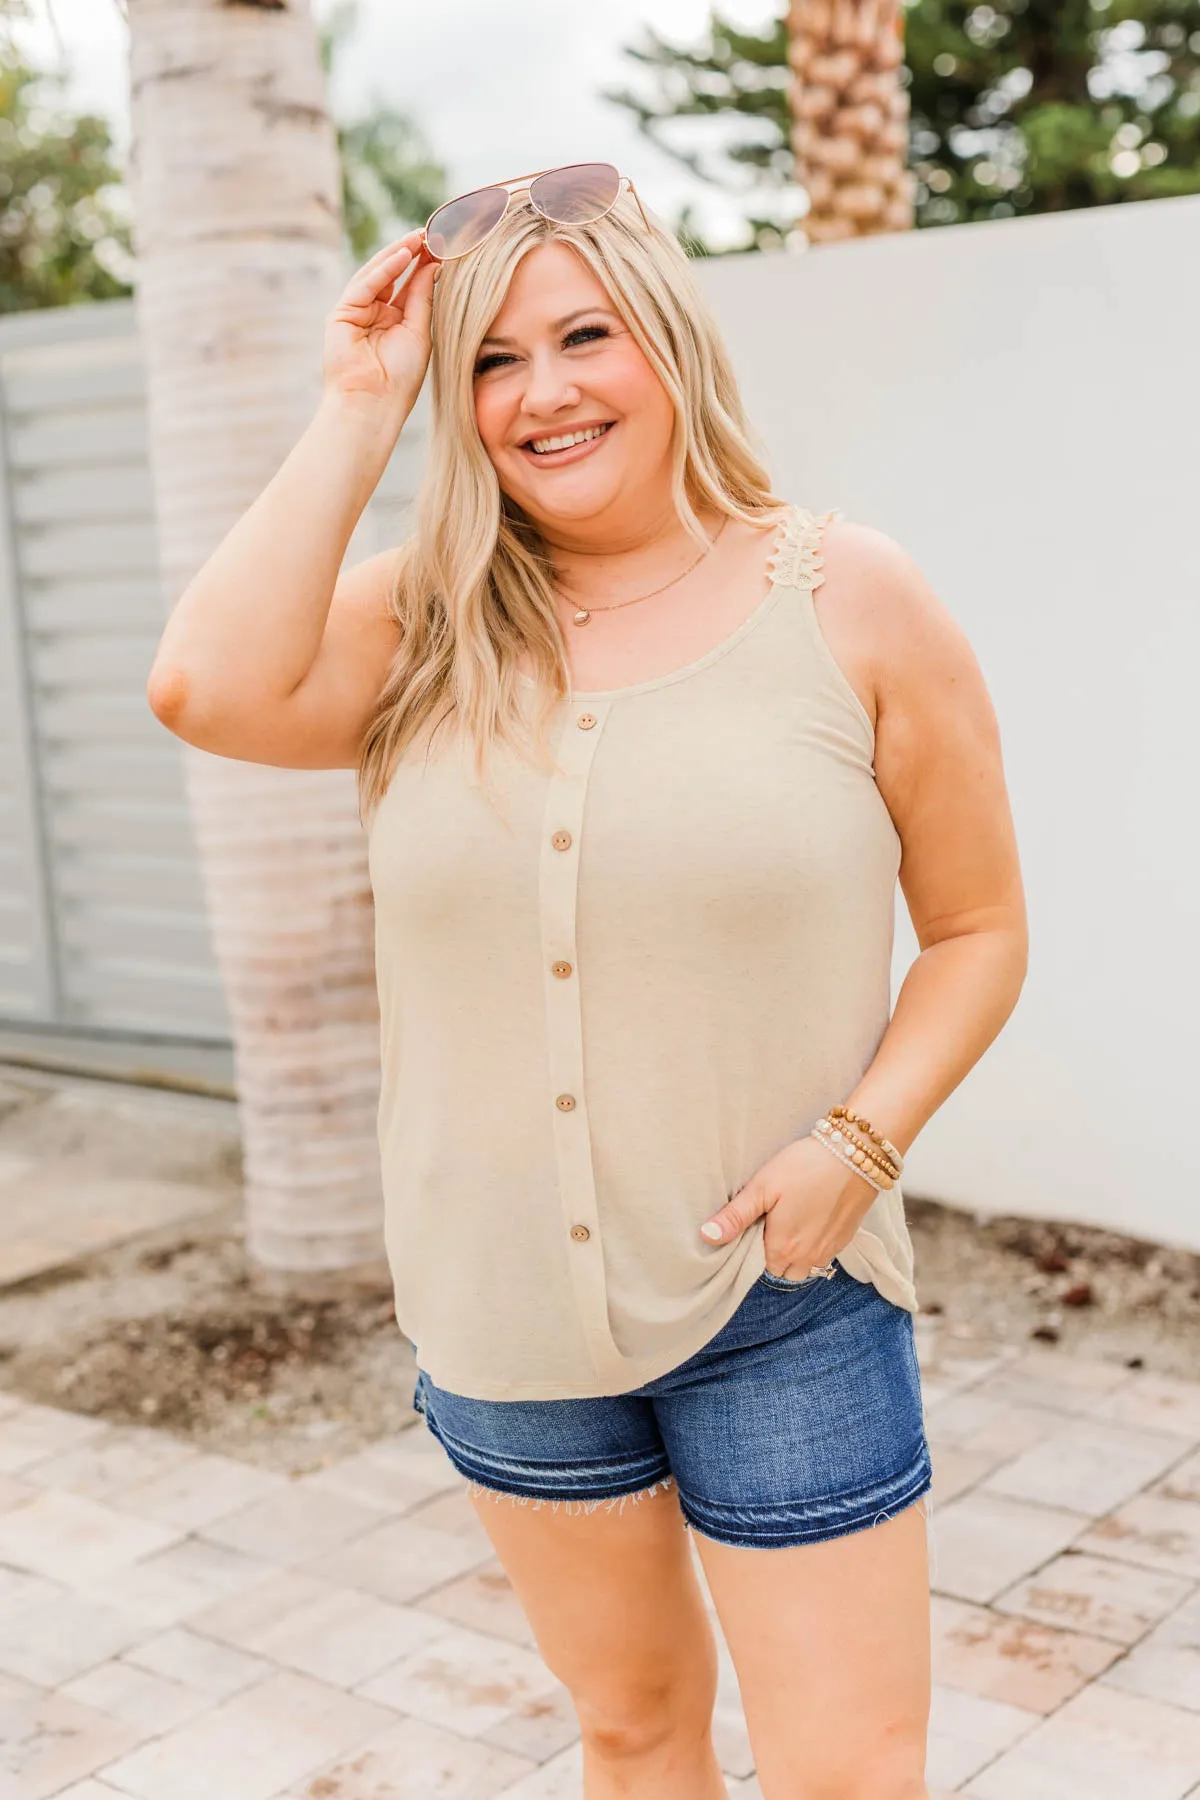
(809, 1126), (890, 1194)
(812, 1116), (899, 1187)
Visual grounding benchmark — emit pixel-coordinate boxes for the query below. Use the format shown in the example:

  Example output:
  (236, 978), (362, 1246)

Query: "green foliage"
(907, 1), (1200, 223)
(607, 1), (1200, 247)
(0, 0), (444, 316)
(0, 55), (131, 311)
(603, 16), (796, 253)
(321, 1), (446, 258)
(337, 110), (447, 259)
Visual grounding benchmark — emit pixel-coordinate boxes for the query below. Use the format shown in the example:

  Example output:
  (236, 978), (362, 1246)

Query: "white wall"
(696, 197), (1200, 1251)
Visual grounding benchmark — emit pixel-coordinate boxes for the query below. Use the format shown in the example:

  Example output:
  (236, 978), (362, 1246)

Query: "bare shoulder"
(815, 518), (984, 710)
(816, 516), (1009, 865)
(815, 522), (1022, 950)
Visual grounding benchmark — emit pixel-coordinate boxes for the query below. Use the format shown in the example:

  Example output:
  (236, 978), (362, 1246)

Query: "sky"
(15, 0), (785, 247)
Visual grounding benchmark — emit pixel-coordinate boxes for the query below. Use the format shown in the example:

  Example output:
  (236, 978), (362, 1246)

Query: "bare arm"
(147, 230), (437, 769)
(826, 521), (1028, 1154)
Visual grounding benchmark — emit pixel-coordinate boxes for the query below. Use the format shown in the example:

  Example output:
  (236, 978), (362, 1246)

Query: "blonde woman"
(149, 164), (1027, 1800)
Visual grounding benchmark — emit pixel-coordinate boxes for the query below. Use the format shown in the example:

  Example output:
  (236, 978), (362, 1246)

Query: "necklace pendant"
(572, 608), (591, 627)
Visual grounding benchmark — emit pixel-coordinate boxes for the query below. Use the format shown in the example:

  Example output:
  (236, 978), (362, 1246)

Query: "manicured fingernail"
(700, 1222), (723, 1242)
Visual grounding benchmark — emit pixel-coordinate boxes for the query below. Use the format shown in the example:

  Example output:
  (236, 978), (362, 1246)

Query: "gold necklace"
(559, 516), (729, 627)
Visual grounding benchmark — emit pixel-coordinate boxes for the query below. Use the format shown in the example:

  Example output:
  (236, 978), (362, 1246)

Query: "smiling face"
(471, 241), (677, 537)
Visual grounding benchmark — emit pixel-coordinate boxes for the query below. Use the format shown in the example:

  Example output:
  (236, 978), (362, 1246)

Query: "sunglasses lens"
(529, 162), (621, 225)
(425, 186), (509, 259)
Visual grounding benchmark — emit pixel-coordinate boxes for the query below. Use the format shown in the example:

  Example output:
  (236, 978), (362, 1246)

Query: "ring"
(808, 1261), (837, 1280)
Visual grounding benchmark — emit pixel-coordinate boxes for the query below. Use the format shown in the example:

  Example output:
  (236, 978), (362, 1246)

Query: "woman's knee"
(567, 1653), (717, 1764)
(576, 1684), (714, 1763)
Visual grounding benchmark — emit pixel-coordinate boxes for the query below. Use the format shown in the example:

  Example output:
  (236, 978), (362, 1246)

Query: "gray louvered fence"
(0, 298), (422, 1086)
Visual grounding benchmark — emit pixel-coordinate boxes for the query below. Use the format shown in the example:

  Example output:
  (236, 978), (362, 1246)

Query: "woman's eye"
(474, 352), (515, 375)
(564, 325), (610, 348)
(473, 325), (609, 377)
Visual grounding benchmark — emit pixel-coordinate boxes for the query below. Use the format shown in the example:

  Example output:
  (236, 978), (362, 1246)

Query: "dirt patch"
(0, 1201), (418, 1475)
(22, 1287), (401, 1435)
(907, 1199), (1200, 1371)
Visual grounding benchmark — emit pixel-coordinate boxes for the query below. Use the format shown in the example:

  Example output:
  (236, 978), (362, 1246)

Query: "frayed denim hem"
(414, 1372), (676, 1513)
(465, 1472), (678, 1517)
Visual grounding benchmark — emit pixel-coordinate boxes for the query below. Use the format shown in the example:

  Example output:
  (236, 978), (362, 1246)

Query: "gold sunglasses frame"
(420, 163), (651, 264)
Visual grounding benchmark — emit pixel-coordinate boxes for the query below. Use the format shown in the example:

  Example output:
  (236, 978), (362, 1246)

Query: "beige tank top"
(367, 505), (917, 1401)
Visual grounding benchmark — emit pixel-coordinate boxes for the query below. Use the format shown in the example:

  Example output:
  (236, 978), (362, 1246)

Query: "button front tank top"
(367, 505), (917, 1401)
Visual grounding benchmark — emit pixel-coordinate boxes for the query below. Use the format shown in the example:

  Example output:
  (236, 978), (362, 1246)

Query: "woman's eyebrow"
(480, 308), (614, 346)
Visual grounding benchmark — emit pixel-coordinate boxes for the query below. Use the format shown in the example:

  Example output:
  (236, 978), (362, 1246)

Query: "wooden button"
(577, 712), (597, 730)
(551, 830), (572, 851)
(569, 1224), (591, 1242)
(555, 1093), (577, 1112)
(551, 961), (573, 979)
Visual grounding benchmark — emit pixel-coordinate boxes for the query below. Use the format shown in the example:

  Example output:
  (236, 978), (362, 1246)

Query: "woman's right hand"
(322, 228), (438, 420)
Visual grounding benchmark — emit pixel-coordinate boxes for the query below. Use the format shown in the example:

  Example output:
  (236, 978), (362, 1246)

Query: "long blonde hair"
(357, 191), (786, 822)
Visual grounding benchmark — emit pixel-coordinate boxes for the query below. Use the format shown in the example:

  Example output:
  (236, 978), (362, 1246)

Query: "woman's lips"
(519, 422), (616, 467)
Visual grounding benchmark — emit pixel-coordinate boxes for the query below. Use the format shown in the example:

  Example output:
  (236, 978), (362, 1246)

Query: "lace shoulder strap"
(766, 504), (841, 595)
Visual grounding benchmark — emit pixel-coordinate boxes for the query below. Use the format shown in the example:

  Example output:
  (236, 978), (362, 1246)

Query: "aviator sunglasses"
(421, 161), (650, 263)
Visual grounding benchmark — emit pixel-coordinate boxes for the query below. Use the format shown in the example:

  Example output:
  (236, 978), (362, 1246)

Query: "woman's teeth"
(527, 424), (612, 455)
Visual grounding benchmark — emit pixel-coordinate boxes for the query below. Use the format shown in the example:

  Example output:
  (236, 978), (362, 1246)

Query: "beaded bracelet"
(828, 1105), (904, 1173)
(819, 1117), (901, 1183)
(828, 1123), (899, 1182)
(813, 1117), (899, 1185)
(809, 1126), (891, 1193)
(826, 1116), (903, 1179)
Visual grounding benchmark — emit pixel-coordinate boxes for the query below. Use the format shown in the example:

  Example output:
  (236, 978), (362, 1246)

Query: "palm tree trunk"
(788, 0), (914, 243)
(128, 0), (385, 1283)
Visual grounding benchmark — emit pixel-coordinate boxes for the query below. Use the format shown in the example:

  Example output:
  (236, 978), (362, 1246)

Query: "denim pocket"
(758, 1268), (819, 1292)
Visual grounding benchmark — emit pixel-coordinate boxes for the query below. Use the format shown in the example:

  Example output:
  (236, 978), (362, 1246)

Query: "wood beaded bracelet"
(814, 1114), (900, 1178)
(827, 1105), (904, 1173)
(813, 1118), (899, 1186)
(825, 1115), (901, 1175)
(809, 1126), (893, 1193)
(840, 1135), (900, 1184)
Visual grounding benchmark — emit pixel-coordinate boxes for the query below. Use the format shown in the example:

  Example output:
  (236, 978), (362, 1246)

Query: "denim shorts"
(412, 1263), (932, 1550)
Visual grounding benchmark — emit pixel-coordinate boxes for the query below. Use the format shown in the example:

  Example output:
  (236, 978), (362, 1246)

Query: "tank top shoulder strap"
(761, 502), (872, 746)
(765, 503), (842, 596)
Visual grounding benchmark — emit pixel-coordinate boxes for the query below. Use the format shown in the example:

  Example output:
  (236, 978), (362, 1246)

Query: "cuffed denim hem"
(681, 1444), (934, 1551)
(414, 1370), (673, 1506)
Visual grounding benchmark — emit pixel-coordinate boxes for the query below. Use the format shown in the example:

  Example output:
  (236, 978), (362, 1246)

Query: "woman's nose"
(520, 354), (581, 417)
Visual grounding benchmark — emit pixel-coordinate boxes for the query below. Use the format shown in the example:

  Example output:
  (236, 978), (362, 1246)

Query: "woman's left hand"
(699, 1135), (878, 1280)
